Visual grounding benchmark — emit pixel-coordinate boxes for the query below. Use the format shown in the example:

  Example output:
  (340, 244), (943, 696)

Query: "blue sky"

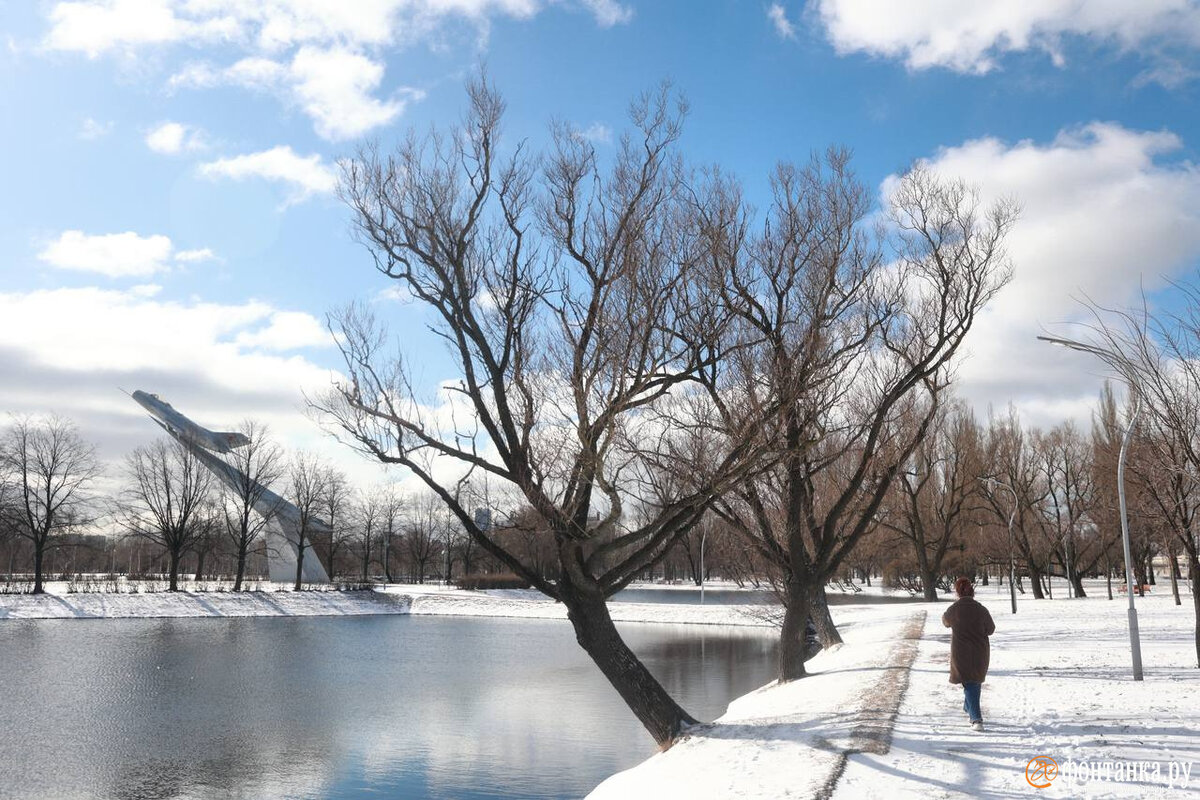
(2, 0), (1200, 479)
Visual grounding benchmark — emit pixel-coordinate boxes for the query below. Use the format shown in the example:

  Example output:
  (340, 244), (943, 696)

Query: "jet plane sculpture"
(131, 390), (251, 453)
(128, 390), (330, 584)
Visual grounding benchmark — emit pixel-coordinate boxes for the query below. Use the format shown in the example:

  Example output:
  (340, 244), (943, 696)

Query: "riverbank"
(0, 583), (776, 624)
(589, 584), (1200, 799)
(0, 588), (411, 618)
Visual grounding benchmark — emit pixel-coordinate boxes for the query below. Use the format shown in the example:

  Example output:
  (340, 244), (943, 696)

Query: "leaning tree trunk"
(558, 572), (697, 747)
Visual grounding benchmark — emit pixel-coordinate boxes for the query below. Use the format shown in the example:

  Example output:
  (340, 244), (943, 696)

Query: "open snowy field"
(592, 579), (1200, 799)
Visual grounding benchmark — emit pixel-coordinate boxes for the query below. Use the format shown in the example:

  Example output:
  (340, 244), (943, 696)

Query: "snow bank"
(389, 585), (776, 627)
(588, 604), (925, 800)
(0, 589), (410, 619)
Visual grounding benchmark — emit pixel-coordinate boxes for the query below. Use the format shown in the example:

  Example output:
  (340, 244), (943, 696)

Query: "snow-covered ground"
(590, 580), (1200, 799)
(387, 583), (776, 627)
(0, 582), (778, 625)
(833, 584), (1200, 799)
(0, 588), (410, 618)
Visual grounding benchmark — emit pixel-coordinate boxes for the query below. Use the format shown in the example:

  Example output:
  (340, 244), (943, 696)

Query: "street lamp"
(981, 477), (1018, 614)
(1038, 334), (1145, 681)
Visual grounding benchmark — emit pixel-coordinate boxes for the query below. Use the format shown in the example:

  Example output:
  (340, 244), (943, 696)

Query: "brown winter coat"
(941, 597), (996, 684)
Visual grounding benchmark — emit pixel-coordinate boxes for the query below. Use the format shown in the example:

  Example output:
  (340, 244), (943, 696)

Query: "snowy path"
(831, 592), (1200, 799)
(588, 606), (926, 800)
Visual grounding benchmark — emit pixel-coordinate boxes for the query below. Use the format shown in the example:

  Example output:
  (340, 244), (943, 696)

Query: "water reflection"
(0, 616), (778, 800)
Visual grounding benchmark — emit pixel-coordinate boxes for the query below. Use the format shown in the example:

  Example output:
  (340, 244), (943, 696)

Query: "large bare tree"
(314, 77), (770, 745)
(117, 438), (214, 592)
(696, 153), (1014, 679)
(2, 415), (99, 593)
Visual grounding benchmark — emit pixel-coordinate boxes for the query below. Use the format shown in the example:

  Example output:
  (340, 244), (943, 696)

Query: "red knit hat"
(954, 577), (974, 597)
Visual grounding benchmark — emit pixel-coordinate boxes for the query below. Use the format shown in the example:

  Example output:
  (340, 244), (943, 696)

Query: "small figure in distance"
(942, 577), (996, 732)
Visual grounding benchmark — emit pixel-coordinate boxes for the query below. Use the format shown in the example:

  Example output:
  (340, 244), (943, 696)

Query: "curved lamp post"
(1037, 334), (1144, 681)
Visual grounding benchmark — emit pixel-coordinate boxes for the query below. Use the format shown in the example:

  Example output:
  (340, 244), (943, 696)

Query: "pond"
(0, 614), (778, 799)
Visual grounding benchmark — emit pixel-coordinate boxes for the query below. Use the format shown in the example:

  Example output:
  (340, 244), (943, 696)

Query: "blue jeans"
(962, 682), (982, 723)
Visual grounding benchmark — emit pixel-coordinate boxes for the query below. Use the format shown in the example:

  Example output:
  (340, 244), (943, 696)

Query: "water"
(0, 615), (778, 800)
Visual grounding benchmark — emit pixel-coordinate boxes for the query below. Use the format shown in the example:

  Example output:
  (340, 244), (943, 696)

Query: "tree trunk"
(1071, 571), (1087, 598)
(1028, 564), (1045, 599)
(809, 583), (843, 647)
(294, 536), (306, 591)
(779, 573), (813, 681)
(920, 569), (938, 602)
(168, 550), (180, 592)
(980, 569), (988, 587)
(234, 545), (247, 592)
(1171, 551), (1180, 606)
(559, 575), (697, 747)
(32, 542), (45, 594)
(194, 549), (206, 582)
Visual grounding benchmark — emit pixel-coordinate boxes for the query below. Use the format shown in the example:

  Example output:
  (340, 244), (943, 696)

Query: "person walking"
(942, 577), (995, 731)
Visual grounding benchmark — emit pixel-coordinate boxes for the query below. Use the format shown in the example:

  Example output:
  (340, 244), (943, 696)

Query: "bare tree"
(319, 466), (352, 580)
(2, 415), (99, 593)
(356, 487), (385, 581)
(406, 491), (443, 584)
(699, 154), (1014, 679)
(314, 76), (770, 745)
(288, 452), (329, 591)
(879, 401), (982, 601)
(219, 421), (285, 591)
(116, 438), (214, 592)
(380, 484), (403, 582)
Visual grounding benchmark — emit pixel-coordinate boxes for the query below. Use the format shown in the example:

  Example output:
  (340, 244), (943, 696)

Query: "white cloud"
(174, 247), (216, 263)
(289, 46), (406, 141)
(44, 1), (623, 140)
(170, 47), (417, 141)
(38, 230), (173, 277)
(197, 146), (336, 204)
(768, 3), (796, 40)
(577, 122), (612, 144)
(78, 116), (113, 140)
(813, 0), (1200, 74)
(144, 120), (206, 154)
(0, 286), (389, 487)
(580, 0), (633, 27)
(234, 311), (332, 351)
(44, 0), (238, 57)
(890, 123), (1200, 427)
(37, 231), (218, 277)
